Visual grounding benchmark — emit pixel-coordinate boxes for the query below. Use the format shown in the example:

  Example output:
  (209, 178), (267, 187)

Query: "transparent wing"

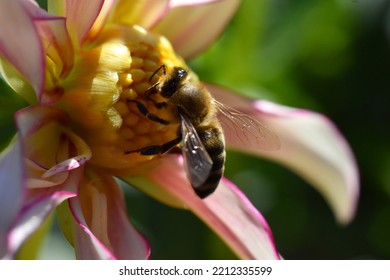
(180, 114), (213, 188)
(213, 99), (281, 151)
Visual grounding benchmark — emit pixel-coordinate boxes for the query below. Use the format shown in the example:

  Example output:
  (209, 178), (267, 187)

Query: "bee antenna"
(149, 64), (166, 82)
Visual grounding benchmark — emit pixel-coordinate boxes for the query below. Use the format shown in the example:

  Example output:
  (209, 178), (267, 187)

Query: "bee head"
(160, 67), (188, 98)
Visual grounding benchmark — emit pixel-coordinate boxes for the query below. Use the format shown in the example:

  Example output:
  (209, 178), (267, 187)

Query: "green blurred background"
(1, 0), (390, 259)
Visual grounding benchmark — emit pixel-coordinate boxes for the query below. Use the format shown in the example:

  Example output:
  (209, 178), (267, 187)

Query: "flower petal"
(41, 128), (91, 179)
(67, 198), (116, 260)
(16, 213), (52, 260)
(206, 178), (280, 259)
(69, 170), (150, 260)
(88, 0), (116, 40)
(48, 0), (104, 46)
(170, 0), (223, 6)
(126, 155), (280, 259)
(0, 0), (44, 97)
(0, 139), (25, 258)
(153, 0), (240, 59)
(15, 105), (92, 188)
(208, 84), (359, 224)
(2, 105), (88, 258)
(2, 167), (80, 259)
(35, 17), (74, 104)
(0, 1), (74, 104)
(107, 0), (170, 30)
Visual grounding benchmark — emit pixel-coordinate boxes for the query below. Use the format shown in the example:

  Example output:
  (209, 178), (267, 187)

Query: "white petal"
(209, 84), (359, 224)
(69, 172), (150, 260)
(153, 0), (240, 59)
(0, 0), (44, 96)
(126, 155), (280, 259)
(1, 168), (80, 259)
(0, 140), (25, 258)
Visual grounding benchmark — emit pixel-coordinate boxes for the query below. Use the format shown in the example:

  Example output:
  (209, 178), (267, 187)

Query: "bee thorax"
(172, 84), (211, 125)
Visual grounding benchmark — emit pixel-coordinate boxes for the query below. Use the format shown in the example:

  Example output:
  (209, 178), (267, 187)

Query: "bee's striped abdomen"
(194, 126), (226, 198)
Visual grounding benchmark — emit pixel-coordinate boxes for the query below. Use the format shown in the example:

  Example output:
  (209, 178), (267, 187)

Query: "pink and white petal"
(34, 18), (74, 104)
(48, 0), (104, 46)
(35, 17), (74, 79)
(0, 139), (26, 258)
(107, 0), (220, 30)
(107, 0), (169, 29)
(170, 0), (223, 7)
(42, 128), (91, 179)
(153, 0), (240, 59)
(206, 178), (279, 259)
(20, 1), (74, 104)
(2, 167), (81, 259)
(0, 0), (44, 96)
(88, 0), (116, 40)
(16, 106), (91, 188)
(209, 84), (359, 224)
(69, 171), (150, 260)
(68, 197), (116, 260)
(126, 155), (280, 260)
(15, 105), (67, 139)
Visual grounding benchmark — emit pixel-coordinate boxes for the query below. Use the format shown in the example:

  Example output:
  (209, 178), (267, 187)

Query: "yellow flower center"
(57, 25), (186, 171)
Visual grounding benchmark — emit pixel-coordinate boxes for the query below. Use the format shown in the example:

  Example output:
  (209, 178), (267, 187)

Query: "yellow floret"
(57, 25), (186, 169)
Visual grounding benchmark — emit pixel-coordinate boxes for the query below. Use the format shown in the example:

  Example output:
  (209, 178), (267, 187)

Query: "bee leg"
(144, 84), (168, 109)
(144, 64), (168, 108)
(147, 96), (167, 109)
(127, 99), (170, 125)
(125, 135), (182, 155)
(148, 64), (166, 83)
(144, 64), (166, 97)
(144, 82), (159, 96)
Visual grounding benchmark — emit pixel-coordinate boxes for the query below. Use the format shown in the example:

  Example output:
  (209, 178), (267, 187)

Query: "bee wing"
(213, 99), (281, 151)
(180, 114), (213, 188)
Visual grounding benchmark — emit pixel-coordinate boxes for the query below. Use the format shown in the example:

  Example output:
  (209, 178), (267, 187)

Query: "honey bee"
(125, 65), (280, 198)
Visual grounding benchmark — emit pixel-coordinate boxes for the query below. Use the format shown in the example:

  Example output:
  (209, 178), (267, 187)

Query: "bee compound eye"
(177, 68), (187, 79)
